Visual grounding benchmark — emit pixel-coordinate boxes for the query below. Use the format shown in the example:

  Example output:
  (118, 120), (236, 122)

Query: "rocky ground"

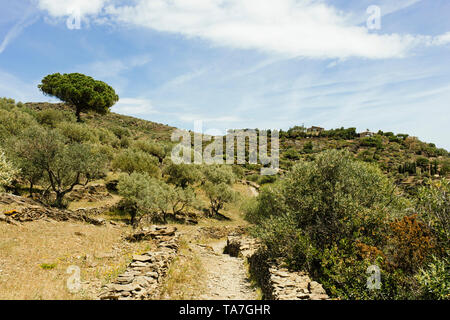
(194, 240), (257, 300)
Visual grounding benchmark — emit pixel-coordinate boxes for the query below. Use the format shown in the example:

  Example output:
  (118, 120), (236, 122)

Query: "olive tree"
(0, 149), (19, 191)
(112, 149), (161, 178)
(146, 180), (196, 223)
(117, 172), (154, 226)
(118, 173), (195, 225)
(7, 127), (44, 195)
(201, 165), (236, 216)
(13, 127), (107, 207)
(38, 73), (119, 122)
(163, 162), (200, 188)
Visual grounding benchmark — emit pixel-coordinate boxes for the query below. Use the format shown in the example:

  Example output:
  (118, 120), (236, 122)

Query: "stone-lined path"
(193, 240), (258, 300)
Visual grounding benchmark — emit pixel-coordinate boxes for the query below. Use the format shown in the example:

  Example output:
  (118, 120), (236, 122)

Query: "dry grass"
(0, 220), (152, 300)
(158, 239), (205, 300)
(67, 194), (121, 211)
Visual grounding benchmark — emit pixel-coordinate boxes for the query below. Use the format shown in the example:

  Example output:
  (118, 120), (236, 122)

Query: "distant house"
(359, 130), (374, 138)
(307, 126), (324, 135)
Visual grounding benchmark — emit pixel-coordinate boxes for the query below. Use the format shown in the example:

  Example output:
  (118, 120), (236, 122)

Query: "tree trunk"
(55, 192), (65, 208)
(130, 210), (136, 228)
(76, 108), (81, 122)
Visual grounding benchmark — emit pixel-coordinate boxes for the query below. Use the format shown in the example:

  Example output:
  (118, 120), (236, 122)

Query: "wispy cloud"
(0, 6), (39, 54)
(78, 54), (152, 79)
(159, 69), (207, 90)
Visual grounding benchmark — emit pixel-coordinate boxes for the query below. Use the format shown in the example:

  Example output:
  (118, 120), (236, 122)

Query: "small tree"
(203, 182), (235, 216)
(7, 128), (44, 195)
(201, 165), (236, 216)
(15, 127), (107, 207)
(112, 149), (161, 178)
(117, 172), (153, 226)
(0, 149), (19, 191)
(118, 173), (196, 225)
(171, 186), (196, 215)
(164, 162), (200, 188)
(38, 73), (119, 122)
(201, 164), (235, 185)
(132, 140), (167, 164)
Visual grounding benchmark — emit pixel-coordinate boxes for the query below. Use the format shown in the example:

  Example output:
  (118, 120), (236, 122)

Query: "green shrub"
(231, 165), (245, 179)
(201, 164), (235, 185)
(247, 174), (260, 183)
(132, 140), (166, 163)
(0, 107), (37, 141)
(283, 148), (300, 160)
(416, 255), (450, 300)
(36, 109), (75, 127)
(0, 149), (19, 191)
(248, 150), (405, 299)
(416, 178), (449, 246)
(112, 149), (160, 177)
(258, 174), (277, 185)
(163, 162), (200, 188)
(56, 122), (98, 143)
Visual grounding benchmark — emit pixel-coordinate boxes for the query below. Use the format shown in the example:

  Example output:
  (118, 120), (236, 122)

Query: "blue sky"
(0, 0), (449, 149)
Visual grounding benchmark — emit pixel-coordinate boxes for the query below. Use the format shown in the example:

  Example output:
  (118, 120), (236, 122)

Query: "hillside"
(0, 98), (448, 301)
(5, 99), (448, 195)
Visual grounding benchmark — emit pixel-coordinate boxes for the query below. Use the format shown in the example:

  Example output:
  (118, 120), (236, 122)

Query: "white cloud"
(102, 0), (450, 60)
(34, 0), (450, 59)
(429, 32), (450, 46)
(37, 0), (109, 17)
(111, 97), (156, 116)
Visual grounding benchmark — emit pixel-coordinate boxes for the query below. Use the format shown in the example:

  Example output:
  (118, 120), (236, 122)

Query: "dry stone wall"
(98, 226), (179, 300)
(225, 235), (329, 300)
(0, 193), (106, 225)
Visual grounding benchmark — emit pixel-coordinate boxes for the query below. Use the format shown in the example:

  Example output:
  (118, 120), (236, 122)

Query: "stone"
(309, 281), (327, 295)
(309, 293), (329, 300)
(98, 225), (179, 300)
(132, 254), (153, 262)
(225, 234), (329, 301)
(130, 261), (149, 268)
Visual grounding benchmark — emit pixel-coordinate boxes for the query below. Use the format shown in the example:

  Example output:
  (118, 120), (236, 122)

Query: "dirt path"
(192, 240), (258, 300)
